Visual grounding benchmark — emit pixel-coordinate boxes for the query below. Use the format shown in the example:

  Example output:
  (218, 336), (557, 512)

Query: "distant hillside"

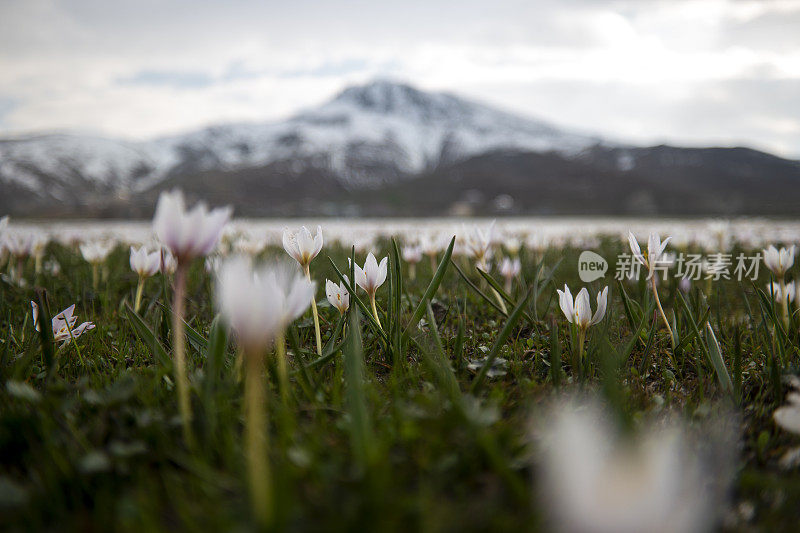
(1, 80), (798, 217)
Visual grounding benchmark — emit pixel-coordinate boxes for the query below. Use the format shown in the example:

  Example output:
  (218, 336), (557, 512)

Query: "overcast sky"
(1, 0), (798, 157)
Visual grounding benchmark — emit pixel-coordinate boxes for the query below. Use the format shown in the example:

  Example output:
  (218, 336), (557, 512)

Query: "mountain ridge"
(1, 80), (798, 217)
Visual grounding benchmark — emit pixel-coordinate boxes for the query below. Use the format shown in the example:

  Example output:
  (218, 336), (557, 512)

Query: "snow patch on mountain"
(0, 80), (607, 195)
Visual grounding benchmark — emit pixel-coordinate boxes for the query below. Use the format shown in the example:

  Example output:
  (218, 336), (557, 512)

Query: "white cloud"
(0, 0), (798, 157)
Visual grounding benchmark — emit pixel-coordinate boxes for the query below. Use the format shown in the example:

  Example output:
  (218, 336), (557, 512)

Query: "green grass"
(1, 237), (800, 531)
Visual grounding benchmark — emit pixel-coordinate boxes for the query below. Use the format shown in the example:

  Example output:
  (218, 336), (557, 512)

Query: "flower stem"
(134, 276), (145, 314)
(651, 277), (675, 348)
(409, 263), (416, 281)
(172, 263), (193, 447)
(370, 294), (383, 330)
(780, 277), (790, 329)
(244, 346), (273, 528)
(275, 330), (289, 405)
(92, 263), (99, 292)
(490, 287), (508, 314)
(63, 312), (86, 367)
(304, 265), (322, 356)
(577, 327), (586, 381)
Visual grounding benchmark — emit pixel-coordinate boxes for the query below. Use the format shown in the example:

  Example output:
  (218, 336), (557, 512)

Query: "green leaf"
(531, 257), (563, 319)
(454, 309), (466, 371)
(476, 267), (535, 326)
(286, 325), (317, 402)
(124, 304), (172, 371)
(676, 305), (711, 351)
(389, 237), (404, 368)
(704, 322), (734, 396)
(203, 315), (228, 411)
(471, 287), (533, 393)
(405, 236), (455, 334)
(617, 280), (642, 337)
(451, 259), (507, 317)
(158, 302), (208, 353)
(33, 288), (56, 385)
(677, 293), (733, 397)
(301, 313), (347, 372)
(343, 302), (375, 470)
(416, 302), (460, 401)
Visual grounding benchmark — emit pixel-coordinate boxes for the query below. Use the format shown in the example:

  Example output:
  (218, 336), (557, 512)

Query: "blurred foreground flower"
(217, 257), (314, 354)
(283, 225), (324, 355)
(216, 257), (314, 529)
(153, 189), (232, 262)
(536, 400), (733, 533)
(153, 189), (231, 446)
(31, 301), (95, 344)
(774, 379), (800, 435)
(130, 246), (161, 313)
(353, 252), (388, 328)
(772, 377), (800, 468)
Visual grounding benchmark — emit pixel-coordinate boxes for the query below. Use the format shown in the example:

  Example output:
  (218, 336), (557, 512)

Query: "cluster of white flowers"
(9, 196), (787, 532)
(5, 216), (800, 269)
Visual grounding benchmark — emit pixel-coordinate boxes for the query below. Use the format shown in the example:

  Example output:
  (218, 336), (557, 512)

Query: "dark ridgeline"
(1, 80), (798, 217)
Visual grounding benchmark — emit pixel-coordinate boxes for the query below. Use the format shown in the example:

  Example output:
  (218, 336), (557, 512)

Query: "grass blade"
(549, 317), (561, 387)
(471, 287), (533, 394)
(405, 236), (455, 334)
(451, 259), (507, 317)
(125, 304), (172, 370)
(343, 302), (374, 470)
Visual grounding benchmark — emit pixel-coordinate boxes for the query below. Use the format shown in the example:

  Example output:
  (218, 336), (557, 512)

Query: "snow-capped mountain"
(2, 80), (798, 217)
(0, 80), (602, 196)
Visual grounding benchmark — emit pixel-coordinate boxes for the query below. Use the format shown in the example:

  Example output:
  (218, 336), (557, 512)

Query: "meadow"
(1, 205), (800, 532)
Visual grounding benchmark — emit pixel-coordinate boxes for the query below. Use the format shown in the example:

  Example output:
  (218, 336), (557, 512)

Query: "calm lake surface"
(11, 217), (800, 248)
